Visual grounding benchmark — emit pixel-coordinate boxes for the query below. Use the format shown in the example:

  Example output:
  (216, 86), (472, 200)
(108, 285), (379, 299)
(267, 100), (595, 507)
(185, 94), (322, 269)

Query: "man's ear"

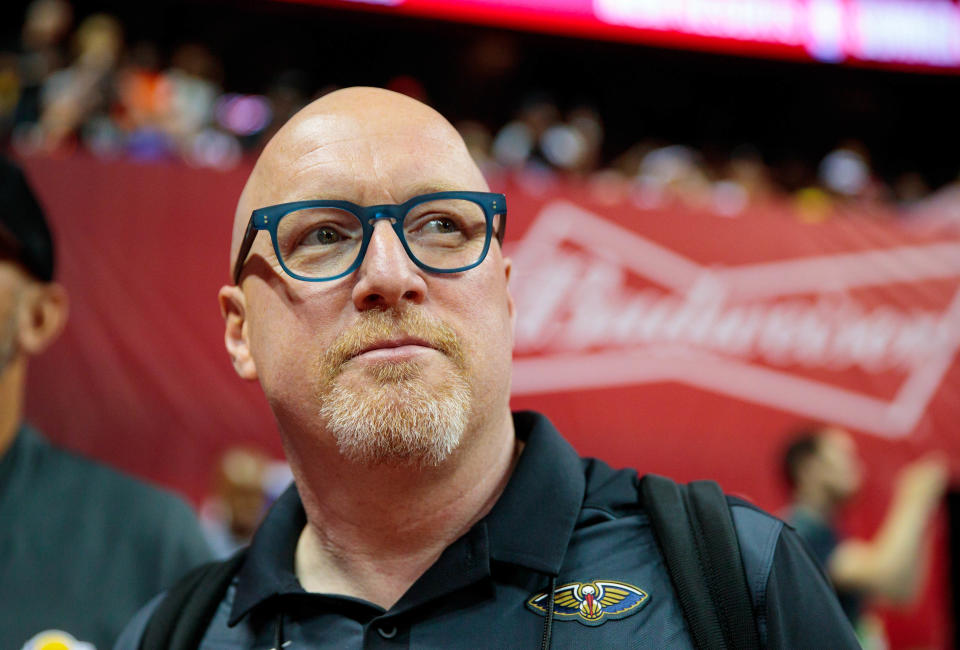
(17, 282), (68, 355)
(503, 256), (516, 335)
(218, 284), (258, 380)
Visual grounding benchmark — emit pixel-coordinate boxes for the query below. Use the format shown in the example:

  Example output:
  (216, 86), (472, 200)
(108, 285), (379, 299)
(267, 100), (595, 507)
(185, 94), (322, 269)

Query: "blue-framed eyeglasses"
(232, 191), (507, 284)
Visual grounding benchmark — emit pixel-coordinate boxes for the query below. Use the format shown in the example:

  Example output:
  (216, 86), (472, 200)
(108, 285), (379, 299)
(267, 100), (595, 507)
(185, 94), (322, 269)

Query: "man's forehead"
(260, 92), (477, 190)
(269, 108), (455, 155)
(265, 131), (474, 198)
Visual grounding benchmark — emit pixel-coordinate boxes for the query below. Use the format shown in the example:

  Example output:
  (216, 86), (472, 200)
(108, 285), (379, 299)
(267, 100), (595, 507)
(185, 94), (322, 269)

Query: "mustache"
(318, 308), (466, 379)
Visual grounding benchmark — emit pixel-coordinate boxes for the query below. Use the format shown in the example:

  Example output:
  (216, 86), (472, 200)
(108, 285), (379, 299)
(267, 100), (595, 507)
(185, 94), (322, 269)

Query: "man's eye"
(304, 227), (343, 245)
(422, 217), (461, 234)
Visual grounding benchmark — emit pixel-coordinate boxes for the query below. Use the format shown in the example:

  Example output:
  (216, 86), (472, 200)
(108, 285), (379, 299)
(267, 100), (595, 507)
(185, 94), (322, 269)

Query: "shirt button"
(377, 625), (398, 639)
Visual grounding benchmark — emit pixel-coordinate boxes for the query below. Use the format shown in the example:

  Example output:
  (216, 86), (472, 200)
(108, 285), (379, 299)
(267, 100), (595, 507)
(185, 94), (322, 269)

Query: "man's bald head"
(219, 84), (515, 472)
(230, 87), (486, 273)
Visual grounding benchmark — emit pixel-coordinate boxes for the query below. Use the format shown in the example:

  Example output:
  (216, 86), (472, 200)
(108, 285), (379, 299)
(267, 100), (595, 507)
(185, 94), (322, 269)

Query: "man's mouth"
(350, 337), (438, 360)
(318, 308), (466, 379)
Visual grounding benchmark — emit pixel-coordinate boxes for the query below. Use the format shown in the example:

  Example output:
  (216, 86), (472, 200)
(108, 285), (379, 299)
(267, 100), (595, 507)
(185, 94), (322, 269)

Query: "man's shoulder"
(579, 457), (783, 526)
(726, 497), (789, 596)
(19, 425), (205, 540)
(728, 495), (787, 540)
(6, 428), (213, 650)
(578, 456), (643, 520)
(576, 458), (787, 574)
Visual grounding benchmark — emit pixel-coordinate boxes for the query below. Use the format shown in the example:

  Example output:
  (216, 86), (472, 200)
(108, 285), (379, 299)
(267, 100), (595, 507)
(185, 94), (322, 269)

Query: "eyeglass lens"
(275, 199), (491, 278)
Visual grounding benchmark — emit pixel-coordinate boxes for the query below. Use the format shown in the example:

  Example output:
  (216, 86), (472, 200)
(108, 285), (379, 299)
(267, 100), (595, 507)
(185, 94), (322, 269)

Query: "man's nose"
(352, 219), (427, 310)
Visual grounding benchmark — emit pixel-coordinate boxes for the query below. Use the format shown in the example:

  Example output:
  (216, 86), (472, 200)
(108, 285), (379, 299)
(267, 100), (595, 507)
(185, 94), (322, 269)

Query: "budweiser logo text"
(507, 201), (960, 438)
(514, 261), (949, 374)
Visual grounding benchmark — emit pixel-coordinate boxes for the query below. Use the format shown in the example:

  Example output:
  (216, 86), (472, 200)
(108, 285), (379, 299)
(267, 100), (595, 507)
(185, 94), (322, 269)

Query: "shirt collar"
(230, 410), (585, 624)
(229, 481), (306, 625)
(484, 411), (585, 574)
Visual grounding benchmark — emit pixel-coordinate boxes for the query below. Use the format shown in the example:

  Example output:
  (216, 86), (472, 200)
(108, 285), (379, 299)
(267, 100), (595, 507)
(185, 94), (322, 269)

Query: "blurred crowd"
(462, 97), (960, 227)
(2, 0), (959, 228)
(0, 0), (284, 169)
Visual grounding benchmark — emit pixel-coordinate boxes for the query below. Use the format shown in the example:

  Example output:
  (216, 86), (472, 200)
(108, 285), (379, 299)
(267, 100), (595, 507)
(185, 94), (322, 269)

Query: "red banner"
(19, 155), (958, 647)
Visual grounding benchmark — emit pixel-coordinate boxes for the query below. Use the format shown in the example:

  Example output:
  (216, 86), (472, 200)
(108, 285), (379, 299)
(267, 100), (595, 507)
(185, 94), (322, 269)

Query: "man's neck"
(290, 409), (519, 610)
(0, 358), (26, 458)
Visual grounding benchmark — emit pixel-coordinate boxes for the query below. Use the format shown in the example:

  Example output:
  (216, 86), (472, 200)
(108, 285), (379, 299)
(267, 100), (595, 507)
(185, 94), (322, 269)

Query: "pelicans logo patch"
(526, 580), (649, 626)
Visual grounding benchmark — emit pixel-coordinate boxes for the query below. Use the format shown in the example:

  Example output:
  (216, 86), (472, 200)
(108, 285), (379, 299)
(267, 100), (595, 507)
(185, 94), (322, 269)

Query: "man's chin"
(367, 359), (426, 384)
(318, 370), (472, 468)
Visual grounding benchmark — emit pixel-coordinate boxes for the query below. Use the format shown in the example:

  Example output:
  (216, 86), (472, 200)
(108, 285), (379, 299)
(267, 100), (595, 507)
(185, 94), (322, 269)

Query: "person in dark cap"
(0, 156), (213, 650)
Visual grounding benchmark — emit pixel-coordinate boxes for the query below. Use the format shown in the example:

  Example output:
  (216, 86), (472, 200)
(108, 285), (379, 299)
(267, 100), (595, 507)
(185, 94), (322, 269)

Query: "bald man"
(116, 88), (858, 649)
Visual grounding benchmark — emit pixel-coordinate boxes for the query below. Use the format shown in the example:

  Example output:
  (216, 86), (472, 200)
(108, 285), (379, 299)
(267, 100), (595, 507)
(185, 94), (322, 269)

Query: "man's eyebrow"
(401, 183), (477, 199)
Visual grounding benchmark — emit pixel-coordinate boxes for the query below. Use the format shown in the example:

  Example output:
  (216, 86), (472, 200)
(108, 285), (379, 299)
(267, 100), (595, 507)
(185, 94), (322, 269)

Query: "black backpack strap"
(686, 481), (762, 650)
(639, 474), (761, 650)
(140, 550), (247, 650)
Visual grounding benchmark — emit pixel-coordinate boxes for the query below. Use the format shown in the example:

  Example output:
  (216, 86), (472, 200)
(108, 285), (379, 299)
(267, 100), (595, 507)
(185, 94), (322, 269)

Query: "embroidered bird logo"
(526, 580), (649, 626)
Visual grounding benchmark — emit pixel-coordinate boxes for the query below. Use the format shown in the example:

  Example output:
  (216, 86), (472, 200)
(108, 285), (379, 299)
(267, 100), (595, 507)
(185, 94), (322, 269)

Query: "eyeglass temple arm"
(495, 210), (507, 245)
(232, 217), (259, 285)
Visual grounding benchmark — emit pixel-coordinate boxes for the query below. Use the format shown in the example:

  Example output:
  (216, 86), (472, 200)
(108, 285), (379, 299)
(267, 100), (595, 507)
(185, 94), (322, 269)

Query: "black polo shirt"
(116, 411), (859, 648)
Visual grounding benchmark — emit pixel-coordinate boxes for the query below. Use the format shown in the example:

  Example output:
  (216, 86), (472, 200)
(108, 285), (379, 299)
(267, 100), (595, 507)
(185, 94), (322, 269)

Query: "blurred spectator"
(722, 146), (777, 205)
(819, 145), (871, 197)
(632, 144), (713, 209)
(200, 446), (290, 558)
(491, 92), (559, 171)
(817, 140), (891, 211)
(540, 104), (603, 176)
(165, 43), (221, 145)
(0, 156), (212, 649)
(9, 0), (73, 128)
(115, 41), (175, 160)
(31, 13), (123, 152)
(782, 425), (948, 648)
(456, 118), (494, 173)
